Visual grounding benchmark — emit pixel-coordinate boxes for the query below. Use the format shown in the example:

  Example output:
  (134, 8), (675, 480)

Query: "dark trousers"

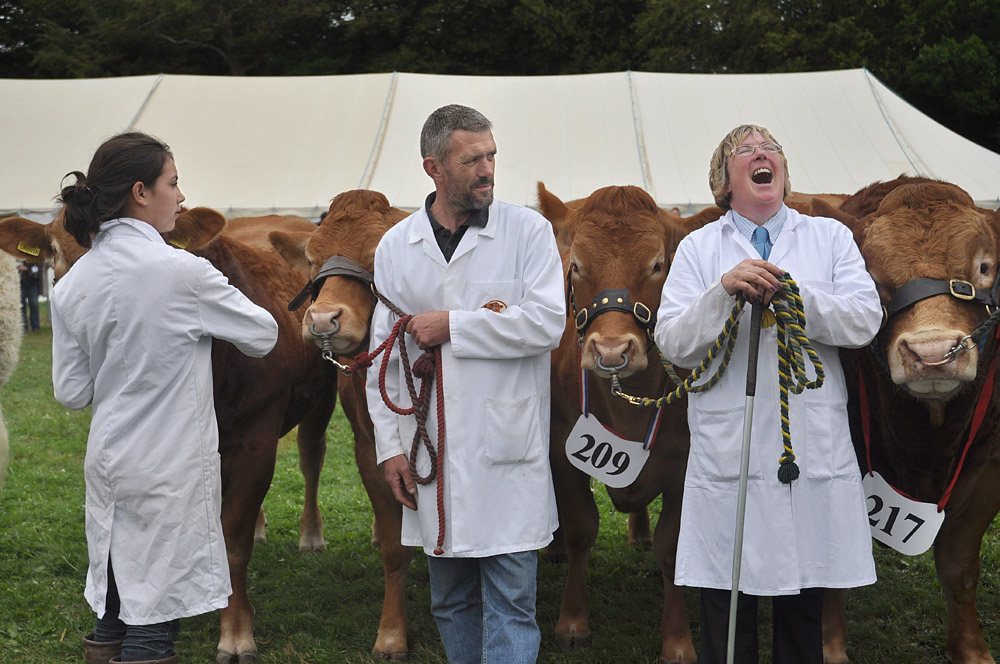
(94, 558), (180, 661)
(20, 281), (39, 331)
(699, 587), (824, 664)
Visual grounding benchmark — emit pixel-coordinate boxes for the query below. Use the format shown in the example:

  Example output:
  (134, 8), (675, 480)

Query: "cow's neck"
(860, 349), (999, 500)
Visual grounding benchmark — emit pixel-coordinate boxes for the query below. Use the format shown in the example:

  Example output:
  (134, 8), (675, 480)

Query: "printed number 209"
(570, 434), (630, 476)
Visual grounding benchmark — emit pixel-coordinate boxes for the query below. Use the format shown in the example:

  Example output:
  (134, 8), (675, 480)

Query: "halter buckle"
(633, 302), (652, 324)
(949, 279), (975, 300)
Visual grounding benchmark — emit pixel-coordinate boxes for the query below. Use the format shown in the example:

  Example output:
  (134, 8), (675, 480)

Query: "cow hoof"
(629, 537), (654, 551)
(216, 649), (257, 664)
(298, 539), (327, 552)
(554, 630), (590, 650)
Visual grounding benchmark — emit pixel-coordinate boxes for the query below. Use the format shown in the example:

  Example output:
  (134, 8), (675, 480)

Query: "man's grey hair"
(420, 104), (492, 160)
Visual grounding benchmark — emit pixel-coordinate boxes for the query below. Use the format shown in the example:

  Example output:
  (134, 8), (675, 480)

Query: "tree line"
(2, 0), (997, 152)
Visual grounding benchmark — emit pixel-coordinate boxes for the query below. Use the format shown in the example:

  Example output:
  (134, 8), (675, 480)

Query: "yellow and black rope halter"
(621, 273), (825, 484)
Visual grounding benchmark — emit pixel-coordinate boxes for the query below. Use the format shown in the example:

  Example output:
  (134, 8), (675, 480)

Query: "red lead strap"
(366, 315), (448, 555)
(861, 326), (999, 512)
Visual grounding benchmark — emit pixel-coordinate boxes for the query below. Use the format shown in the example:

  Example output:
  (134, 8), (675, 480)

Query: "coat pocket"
(467, 281), (517, 312)
(800, 400), (859, 479)
(484, 395), (542, 465)
(688, 405), (761, 481)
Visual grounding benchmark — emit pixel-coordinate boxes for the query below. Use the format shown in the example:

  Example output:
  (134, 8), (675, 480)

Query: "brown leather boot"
(82, 633), (123, 664)
(108, 656), (178, 664)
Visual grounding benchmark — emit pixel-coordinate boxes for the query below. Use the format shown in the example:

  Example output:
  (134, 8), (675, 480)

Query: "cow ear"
(0, 216), (56, 262)
(269, 230), (314, 275)
(537, 182), (574, 253)
(164, 207), (226, 251)
(537, 181), (568, 222)
(812, 198), (866, 247)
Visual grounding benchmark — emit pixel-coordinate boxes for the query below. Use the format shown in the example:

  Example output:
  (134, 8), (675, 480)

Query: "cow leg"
(253, 507), (267, 543)
(933, 469), (1000, 664)
(652, 490), (696, 664)
(551, 466), (599, 649)
(217, 427), (281, 664)
(628, 508), (653, 549)
(297, 394), (336, 551)
(822, 588), (848, 664)
(355, 424), (411, 660)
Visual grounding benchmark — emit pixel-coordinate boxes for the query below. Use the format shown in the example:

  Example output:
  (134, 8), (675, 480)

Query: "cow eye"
(652, 262), (663, 275)
(570, 261), (580, 274)
(980, 262), (993, 275)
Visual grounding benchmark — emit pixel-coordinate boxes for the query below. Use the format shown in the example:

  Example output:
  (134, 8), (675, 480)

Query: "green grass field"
(0, 324), (998, 663)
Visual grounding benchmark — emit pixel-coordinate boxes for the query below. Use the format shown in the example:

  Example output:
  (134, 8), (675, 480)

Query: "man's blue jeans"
(426, 551), (541, 664)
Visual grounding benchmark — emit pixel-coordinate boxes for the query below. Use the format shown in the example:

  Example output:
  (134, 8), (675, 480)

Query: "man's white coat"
(51, 218), (278, 623)
(655, 207), (881, 595)
(367, 200), (564, 557)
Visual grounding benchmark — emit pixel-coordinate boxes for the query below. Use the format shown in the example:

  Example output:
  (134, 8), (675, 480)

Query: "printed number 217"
(867, 495), (926, 544)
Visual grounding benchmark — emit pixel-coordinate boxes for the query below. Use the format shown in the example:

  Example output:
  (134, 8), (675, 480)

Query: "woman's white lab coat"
(654, 207), (880, 595)
(367, 200), (565, 557)
(51, 218), (277, 624)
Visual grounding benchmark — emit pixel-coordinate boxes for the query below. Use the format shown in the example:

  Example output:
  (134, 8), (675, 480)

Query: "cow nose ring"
(923, 334), (976, 366)
(597, 354), (629, 372)
(309, 319), (340, 339)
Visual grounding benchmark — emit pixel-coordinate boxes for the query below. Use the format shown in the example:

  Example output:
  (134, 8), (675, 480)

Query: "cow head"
(0, 208), (87, 280)
(539, 182), (722, 378)
(270, 189), (407, 356)
(848, 181), (1000, 409)
(0, 207), (225, 280)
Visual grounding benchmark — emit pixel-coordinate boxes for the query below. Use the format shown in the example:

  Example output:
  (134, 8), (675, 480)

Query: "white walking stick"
(727, 302), (764, 664)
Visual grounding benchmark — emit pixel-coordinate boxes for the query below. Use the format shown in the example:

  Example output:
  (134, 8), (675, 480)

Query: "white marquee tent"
(2, 68), (999, 222)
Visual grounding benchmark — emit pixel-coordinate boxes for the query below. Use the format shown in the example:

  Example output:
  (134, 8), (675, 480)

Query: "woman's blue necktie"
(752, 226), (771, 260)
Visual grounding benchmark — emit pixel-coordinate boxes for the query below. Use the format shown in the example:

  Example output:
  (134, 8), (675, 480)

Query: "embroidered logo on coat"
(481, 300), (507, 313)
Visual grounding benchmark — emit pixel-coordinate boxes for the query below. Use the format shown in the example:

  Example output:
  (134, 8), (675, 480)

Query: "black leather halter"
(565, 269), (656, 349)
(883, 277), (1000, 324)
(288, 255), (374, 311)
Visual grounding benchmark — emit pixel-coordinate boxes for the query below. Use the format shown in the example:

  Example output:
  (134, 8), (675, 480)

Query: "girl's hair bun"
(58, 171), (95, 206)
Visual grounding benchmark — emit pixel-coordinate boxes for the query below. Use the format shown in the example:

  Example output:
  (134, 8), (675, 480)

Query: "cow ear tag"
(862, 470), (944, 555)
(168, 236), (190, 250)
(17, 241), (41, 257)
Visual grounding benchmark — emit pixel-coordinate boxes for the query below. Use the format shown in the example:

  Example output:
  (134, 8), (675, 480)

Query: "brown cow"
(817, 177), (1000, 664)
(269, 189), (411, 660)
(538, 182), (721, 664)
(0, 208), (337, 664)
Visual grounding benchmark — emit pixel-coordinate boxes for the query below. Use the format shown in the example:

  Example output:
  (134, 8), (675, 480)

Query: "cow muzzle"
(890, 328), (978, 398)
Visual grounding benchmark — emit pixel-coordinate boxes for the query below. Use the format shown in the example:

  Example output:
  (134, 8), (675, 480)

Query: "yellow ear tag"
(17, 242), (41, 257)
(168, 236), (190, 250)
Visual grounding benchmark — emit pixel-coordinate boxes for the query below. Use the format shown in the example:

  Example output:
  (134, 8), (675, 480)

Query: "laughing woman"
(653, 124), (882, 664)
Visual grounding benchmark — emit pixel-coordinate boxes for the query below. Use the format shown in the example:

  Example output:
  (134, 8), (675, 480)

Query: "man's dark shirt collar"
(425, 191), (489, 262)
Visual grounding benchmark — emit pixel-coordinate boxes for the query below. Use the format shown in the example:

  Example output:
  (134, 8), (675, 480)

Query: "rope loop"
(613, 273), (825, 483)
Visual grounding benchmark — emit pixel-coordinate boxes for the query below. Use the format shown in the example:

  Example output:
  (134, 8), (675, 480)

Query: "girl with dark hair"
(51, 131), (279, 664)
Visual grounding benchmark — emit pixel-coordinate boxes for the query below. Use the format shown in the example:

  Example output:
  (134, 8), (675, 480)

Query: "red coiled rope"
(345, 313), (448, 554)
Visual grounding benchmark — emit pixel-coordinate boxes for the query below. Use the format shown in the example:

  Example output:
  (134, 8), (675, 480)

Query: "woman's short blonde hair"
(708, 124), (791, 210)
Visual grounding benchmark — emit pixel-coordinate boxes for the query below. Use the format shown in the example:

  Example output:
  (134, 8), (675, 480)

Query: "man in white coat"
(654, 124), (881, 664)
(366, 104), (564, 663)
